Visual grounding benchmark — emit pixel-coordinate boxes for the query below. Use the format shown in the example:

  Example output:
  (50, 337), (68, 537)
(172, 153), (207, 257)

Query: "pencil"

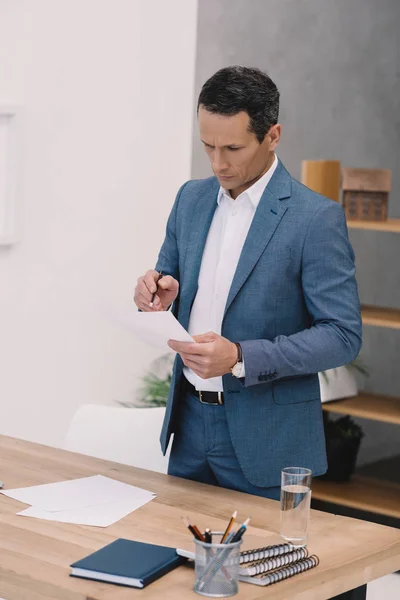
(192, 524), (206, 541)
(221, 510), (237, 543)
(182, 516), (205, 541)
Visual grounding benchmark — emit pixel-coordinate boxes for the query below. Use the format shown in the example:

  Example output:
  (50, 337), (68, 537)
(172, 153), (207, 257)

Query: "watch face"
(231, 362), (243, 377)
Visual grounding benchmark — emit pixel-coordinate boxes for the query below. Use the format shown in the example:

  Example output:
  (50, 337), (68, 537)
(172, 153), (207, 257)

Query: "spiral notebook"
(176, 542), (319, 587)
(240, 542), (298, 564)
(239, 555), (319, 586)
(240, 546), (309, 576)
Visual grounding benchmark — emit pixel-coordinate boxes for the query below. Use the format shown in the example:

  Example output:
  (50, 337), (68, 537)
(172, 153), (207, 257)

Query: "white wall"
(0, 0), (198, 447)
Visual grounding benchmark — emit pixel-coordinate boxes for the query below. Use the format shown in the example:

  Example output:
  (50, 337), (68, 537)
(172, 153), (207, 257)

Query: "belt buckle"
(198, 391), (223, 405)
(198, 390), (207, 404)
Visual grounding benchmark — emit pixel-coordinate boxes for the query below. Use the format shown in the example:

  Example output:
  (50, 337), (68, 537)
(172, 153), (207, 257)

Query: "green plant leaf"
(320, 371), (329, 383)
(323, 413), (364, 440)
(347, 357), (369, 377)
(118, 354), (174, 408)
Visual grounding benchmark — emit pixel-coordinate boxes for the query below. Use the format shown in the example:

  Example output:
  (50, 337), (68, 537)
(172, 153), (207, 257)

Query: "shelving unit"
(312, 217), (400, 520)
(322, 392), (400, 425)
(315, 392), (400, 519)
(361, 305), (400, 329)
(347, 218), (400, 233)
(313, 475), (400, 520)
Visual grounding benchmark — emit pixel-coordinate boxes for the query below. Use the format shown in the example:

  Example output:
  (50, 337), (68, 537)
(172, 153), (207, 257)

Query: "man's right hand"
(134, 270), (179, 312)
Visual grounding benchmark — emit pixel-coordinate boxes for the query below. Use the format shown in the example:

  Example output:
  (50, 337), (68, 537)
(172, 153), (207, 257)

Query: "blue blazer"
(155, 159), (362, 487)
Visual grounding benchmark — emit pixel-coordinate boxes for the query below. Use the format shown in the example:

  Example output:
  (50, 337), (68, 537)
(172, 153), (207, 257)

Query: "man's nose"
(212, 152), (229, 172)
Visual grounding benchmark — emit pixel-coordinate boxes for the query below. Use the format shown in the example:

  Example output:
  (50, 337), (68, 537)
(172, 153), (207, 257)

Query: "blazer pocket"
(272, 375), (321, 405)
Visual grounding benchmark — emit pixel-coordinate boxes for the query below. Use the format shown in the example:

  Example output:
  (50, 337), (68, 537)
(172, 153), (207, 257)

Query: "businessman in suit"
(134, 66), (362, 500)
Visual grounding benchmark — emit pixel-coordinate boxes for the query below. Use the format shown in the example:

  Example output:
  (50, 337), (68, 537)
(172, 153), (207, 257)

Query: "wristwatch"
(231, 342), (244, 378)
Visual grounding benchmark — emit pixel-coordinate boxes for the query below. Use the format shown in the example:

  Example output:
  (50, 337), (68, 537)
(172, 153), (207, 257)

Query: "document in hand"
(131, 311), (194, 351)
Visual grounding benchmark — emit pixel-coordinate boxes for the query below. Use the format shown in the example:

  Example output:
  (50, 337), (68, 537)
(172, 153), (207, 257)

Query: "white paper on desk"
(17, 494), (155, 527)
(129, 311), (194, 350)
(1, 475), (155, 512)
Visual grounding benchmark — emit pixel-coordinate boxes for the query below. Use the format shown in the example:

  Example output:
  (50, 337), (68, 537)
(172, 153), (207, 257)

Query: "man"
(134, 66), (362, 500)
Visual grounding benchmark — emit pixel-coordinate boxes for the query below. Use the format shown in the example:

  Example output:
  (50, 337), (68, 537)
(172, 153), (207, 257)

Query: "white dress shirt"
(184, 154), (278, 391)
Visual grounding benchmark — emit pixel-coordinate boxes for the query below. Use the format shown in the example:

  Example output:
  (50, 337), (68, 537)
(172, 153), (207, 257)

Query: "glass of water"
(280, 467), (312, 547)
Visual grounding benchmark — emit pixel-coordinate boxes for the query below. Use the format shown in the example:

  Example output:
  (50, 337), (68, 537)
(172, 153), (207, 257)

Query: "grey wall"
(192, 0), (400, 466)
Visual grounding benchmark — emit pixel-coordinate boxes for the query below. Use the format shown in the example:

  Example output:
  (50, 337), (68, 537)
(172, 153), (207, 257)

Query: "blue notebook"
(70, 538), (185, 588)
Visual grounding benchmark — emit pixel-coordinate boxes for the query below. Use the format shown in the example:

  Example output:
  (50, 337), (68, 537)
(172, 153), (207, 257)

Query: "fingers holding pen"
(134, 270), (164, 311)
(134, 270), (179, 311)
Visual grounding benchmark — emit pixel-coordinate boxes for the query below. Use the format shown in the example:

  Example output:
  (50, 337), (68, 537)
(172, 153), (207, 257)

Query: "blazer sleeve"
(240, 202), (363, 387)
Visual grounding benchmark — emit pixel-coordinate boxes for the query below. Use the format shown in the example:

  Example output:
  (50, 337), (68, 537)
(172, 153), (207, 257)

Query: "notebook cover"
(70, 538), (185, 588)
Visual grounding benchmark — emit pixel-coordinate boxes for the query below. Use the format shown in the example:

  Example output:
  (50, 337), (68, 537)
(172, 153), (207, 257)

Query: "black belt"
(182, 377), (224, 405)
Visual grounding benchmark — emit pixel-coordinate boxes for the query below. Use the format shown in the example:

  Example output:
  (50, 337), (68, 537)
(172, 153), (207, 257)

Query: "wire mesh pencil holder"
(193, 531), (242, 597)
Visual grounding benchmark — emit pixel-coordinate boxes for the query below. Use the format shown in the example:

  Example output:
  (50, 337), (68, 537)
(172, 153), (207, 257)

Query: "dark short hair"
(197, 66), (280, 143)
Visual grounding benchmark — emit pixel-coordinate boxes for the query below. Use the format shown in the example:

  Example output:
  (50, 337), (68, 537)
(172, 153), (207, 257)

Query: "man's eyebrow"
(201, 140), (243, 148)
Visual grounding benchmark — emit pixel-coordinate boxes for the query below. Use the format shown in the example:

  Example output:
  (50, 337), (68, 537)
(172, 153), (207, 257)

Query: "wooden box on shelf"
(342, 167), (391, 221)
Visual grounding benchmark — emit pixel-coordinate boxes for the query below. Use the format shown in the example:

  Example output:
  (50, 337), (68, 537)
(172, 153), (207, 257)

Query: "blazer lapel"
(180, 179), (219, 326)
(223, 160), (292, 318)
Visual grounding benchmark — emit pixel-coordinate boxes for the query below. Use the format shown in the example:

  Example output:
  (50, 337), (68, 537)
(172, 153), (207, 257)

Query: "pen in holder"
(193, 531), (242, 597)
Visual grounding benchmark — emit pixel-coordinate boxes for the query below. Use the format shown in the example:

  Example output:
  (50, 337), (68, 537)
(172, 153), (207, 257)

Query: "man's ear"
(268, 124), (281, 150)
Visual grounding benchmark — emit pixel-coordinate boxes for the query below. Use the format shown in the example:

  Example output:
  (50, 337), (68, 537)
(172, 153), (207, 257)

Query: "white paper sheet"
(129, 310), (194, 350)
(18, 495), (155, 527)
(1, 475), (155, 512)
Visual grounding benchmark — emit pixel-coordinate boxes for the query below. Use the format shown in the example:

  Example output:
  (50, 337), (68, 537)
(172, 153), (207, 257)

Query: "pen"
(230, 516), (251, 543)
(221, 510), (237, 543)
(149, 271), (163, 308)
(204, 528), (212, 544)
(182, 516), (205, 541)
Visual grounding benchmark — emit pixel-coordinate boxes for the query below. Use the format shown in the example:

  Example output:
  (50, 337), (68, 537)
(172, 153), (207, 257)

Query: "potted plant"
(122, 354), (172, 408)
(321, 413), (364, 482)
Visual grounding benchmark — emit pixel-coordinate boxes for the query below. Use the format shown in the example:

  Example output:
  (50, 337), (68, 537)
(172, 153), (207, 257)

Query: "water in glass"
(280, 483), (311, 546)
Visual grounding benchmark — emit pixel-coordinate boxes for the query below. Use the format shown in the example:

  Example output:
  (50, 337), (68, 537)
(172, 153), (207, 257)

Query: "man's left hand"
(168, 332), (238, 379)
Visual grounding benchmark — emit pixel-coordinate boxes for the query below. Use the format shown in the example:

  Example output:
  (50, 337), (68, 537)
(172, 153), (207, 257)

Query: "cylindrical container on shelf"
(193, 531), (242, 597)
(301, 160), (341, 202)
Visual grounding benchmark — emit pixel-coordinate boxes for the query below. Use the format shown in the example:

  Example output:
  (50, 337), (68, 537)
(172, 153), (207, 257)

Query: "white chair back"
(64, 404), (169, 473)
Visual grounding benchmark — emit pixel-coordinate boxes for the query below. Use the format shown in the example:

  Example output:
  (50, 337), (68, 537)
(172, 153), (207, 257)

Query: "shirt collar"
(217, 153), (278, 208)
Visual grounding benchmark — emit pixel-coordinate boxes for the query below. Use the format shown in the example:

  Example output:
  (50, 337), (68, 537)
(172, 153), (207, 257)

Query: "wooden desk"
(0, 435), (399, 600)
